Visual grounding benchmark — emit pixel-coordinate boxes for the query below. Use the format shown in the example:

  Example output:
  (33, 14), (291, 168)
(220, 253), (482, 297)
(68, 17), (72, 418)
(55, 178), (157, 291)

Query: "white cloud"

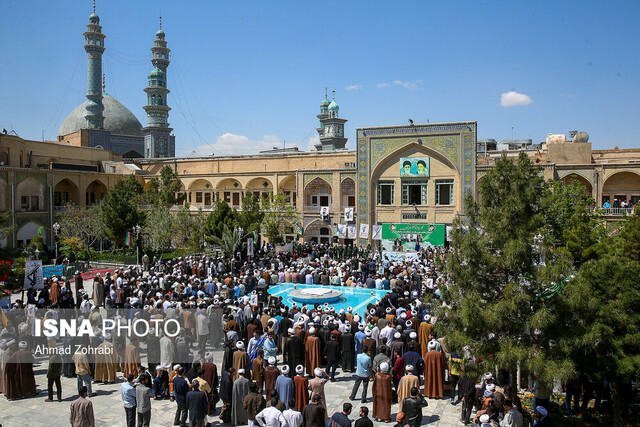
(185, 133), (283, 156)
(345, 84), (361, 91)
(305, 134), (320, 151)
(376, 79), (423, 90)
(500, 91), (533, 107)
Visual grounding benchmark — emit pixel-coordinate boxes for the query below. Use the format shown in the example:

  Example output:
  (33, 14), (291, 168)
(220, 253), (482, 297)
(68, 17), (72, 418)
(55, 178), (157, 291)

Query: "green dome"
(89, 12), (100, 23)
(156, 29), (165, 38)
(328, 100), (339, 111)
(320, 98), (330, 107)
(148, 67), (165, 78)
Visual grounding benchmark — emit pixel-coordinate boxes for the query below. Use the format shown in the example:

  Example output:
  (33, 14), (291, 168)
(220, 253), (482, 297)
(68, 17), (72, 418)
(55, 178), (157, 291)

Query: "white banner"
(344, 207), (354, 222)
(347, 224), (357, 239)
(247, 237), (254, 257)
(382, 250), (420, 262)
(24, 260), (44, 290)
(359, 223), (369, 239)
(320, 206), (330, 220)
(337, 224), (347, 239)
(372, 225), (383, 240)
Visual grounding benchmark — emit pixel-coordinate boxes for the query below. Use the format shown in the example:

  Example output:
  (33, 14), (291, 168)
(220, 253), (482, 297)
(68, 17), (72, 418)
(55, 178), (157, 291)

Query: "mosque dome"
(58, 93), (143, 137)
(320, 98), (330, 107)
(89, 12), (100, 23)
(156, 29), (165, 38)
(148, 67), (164, 79)
(574, 131), (589, 143)
(328, 100), (339, 111)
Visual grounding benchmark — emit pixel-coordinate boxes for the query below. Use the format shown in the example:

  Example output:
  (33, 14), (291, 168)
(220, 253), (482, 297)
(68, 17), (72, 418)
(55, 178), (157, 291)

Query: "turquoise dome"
(89, 12), (100, 23)
(156, 29), (165, 38)
(320, 98), (330, 107)
(148, 67), (165, 78)
(328, 100), (339, 111)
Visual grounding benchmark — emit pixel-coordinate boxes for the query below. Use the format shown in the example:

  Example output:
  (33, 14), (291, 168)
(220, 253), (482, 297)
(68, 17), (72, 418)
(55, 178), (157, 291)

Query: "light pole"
(53, 222), (60, 261)
(134, 224), (142, 267)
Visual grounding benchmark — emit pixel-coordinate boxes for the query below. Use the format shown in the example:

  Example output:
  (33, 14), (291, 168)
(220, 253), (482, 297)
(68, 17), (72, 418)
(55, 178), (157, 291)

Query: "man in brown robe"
(372, 362), (393, 422)
(307, 369), (329, 422)
(263, 356), (279, 399)
(50, 279), (60, 305)
(423, 342), (445, 398)
(362, 330), (377, 356)
(203, 352), (219, 391)
(304, 328), (321, 377)
(417, 315), (434, 360)
(2, 341), (37, 399)
(123, 342), (141, 378)
(69, 386), (95, 427)
(232, 341), (249, 381)
(251, 350), (264, 392)
(293, 364), (309, 412)
(94, 334), (118, 383)
(397, 365), (420, 412)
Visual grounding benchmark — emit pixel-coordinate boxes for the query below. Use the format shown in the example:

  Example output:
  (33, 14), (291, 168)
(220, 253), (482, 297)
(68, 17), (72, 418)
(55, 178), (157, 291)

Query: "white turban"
(409, 331), (417, 340)
(268, 356), (276, 365)
(406, 364), (414, 372)
(365, 329), (372, 337)
(236, 341), (245, 350)
(314, 367), (323, 377)
(309, 327), (316, 335)
(535, 406), (548, 417)
(18, 341), (27, 349)
(238, 368), (245, 374)
(281, 365), (290, 375)
(296, 364), (304, 374)
(380, 362), (389, 372)
(173, 364), (181, 371)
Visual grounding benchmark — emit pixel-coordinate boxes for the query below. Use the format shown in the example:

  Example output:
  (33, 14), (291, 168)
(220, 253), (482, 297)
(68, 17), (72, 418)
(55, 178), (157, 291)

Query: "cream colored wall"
(371, 145), (460, 225)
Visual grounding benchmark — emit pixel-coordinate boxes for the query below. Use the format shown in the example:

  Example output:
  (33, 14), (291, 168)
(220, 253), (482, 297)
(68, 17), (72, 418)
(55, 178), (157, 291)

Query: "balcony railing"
(402, 212), (429, 220)
(603, 207), (635, 216)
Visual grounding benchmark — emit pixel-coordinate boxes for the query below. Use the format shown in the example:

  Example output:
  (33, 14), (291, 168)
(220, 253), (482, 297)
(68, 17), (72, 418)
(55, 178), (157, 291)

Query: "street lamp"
(53, 222), (60, 260)
(133, 224), (142, 267)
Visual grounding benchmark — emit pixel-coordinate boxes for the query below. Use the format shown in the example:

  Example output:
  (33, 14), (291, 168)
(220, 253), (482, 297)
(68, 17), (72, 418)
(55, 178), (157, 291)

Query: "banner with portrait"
(400, 157), (430, 177)
(359, 223), (369, 239)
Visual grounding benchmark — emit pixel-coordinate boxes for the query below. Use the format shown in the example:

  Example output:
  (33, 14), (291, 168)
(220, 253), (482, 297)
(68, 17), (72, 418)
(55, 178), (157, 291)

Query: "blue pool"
(268, 283), (390, 318)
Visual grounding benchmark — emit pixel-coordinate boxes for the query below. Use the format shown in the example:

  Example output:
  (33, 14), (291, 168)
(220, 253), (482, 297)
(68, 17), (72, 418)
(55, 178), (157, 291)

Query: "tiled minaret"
(143, 16), (175, 157)
(83, 1), (106, 129)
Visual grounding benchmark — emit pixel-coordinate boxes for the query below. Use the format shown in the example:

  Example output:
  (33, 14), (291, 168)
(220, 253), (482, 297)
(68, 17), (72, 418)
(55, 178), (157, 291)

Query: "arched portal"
(85, 179), (107, 206)
(602, 171), (640, 208)
(54, 178), (80, 208)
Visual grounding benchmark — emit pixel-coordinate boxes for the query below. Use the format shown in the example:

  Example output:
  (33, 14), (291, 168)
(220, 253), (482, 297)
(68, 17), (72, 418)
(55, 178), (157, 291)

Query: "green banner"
(381, 223), (446, 246)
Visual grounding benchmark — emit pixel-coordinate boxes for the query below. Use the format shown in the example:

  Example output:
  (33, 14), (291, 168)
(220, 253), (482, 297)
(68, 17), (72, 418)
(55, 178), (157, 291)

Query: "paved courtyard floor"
(0, 346), (470, 427)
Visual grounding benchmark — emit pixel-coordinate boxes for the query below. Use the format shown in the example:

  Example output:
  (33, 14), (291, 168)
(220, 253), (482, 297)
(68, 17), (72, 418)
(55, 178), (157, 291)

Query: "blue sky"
(1, 0), (639, 155)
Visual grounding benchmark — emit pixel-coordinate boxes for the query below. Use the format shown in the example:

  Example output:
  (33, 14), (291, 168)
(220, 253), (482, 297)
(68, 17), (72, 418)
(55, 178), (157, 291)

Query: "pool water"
(268, 283), (390, 318)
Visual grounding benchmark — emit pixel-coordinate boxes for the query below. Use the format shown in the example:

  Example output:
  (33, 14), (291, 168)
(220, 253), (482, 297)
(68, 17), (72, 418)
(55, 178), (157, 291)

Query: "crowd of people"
(0, 243), (552, 426)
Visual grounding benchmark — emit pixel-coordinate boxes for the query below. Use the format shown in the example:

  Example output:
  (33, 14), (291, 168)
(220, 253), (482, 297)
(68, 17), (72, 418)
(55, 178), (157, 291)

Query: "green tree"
(0, 210), (15, 243)
(143, 205), (174, 256)
(261, 194), (300, 245)
(145, 165), (185, 207)
(236, 194), (264, 238)
(57, 204), (105, 257)
(100, 175), (145, 247)
(209, 223), (244, 258)
(540, 179), (604, 267)
(564, 213), (640, 426)
(203, 201), (238, 242)
(436, 153), (576, 388)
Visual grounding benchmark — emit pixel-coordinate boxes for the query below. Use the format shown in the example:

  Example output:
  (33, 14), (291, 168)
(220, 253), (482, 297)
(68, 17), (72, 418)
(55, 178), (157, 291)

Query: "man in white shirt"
(255, 404), (288, 427)
(379, 322), (395, 347)
(283, 398), (303, 427)
(500, 399), (523, 427)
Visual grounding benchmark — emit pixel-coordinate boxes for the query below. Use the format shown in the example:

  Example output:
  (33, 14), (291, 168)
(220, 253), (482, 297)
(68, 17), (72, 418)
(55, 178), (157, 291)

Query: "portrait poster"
(400, 157), (430, 177)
